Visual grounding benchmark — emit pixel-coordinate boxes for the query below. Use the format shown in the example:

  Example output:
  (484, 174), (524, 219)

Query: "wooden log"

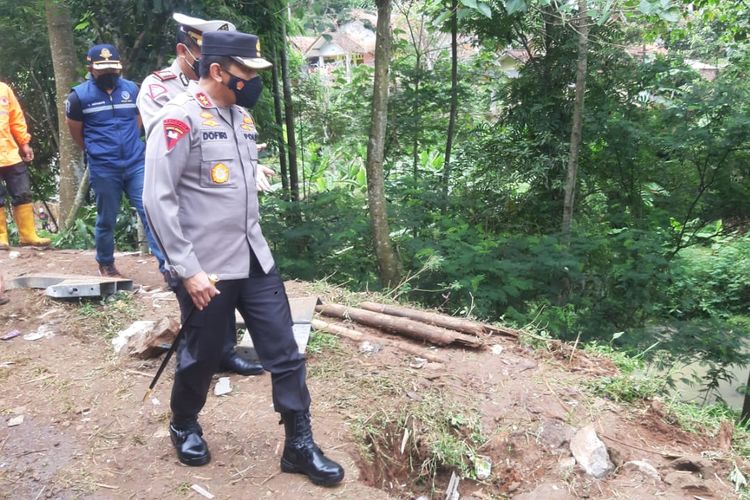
(316, 303), (483, 349)
(359, 301), (520, 338)
(311, 319), (448, 363)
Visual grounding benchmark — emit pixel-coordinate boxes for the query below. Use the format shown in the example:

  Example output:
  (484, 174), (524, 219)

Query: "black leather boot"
(280, 411), (345, 486)
(170, 421), (211, 466)
(221, 353), (264, 376)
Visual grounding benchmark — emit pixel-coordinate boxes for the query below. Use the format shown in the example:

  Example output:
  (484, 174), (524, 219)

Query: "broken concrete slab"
(122, 318), (179, 359)
(112, 321), (155, 354)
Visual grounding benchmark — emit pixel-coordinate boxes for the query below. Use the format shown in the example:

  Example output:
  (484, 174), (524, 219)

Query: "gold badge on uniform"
(100, 47), (112, 60)
(200, 112), (213, 119)
(202, 119), (219, 127)
(211, 163), (230, 184)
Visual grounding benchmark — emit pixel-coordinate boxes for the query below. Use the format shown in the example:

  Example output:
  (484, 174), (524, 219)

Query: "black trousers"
(170, 260), (310, 427)
(0, 163), (32, 206)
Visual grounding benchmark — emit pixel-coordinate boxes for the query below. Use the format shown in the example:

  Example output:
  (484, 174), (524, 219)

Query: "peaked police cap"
(201, 31), (272, 70)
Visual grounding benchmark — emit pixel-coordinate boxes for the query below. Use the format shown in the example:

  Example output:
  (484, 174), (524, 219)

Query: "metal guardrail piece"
(8, 273), (133, 298)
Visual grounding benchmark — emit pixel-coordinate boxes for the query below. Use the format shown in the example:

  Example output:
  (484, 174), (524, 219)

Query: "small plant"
(76, 292), (138, 340)
(306, 331), (340, 355)
(352, 390), (486, 493)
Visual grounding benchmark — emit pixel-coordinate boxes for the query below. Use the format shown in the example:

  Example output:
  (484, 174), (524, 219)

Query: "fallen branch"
(312, 318), (448, 363)
(359, 301), (519, 338)
(316, 304), (483, 349)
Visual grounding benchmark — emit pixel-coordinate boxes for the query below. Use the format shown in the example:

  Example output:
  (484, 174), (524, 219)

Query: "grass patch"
(306, 331), (340, 355)
(665, 399), (750, 458)
(352, 389), (486, 495)
(76, 291), (139, 340)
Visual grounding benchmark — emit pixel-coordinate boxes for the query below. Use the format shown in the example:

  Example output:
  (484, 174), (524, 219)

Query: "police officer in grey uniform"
(138, 13), (235, 133)
(138, 13), (265, 377)
(143, 31), (344, 486)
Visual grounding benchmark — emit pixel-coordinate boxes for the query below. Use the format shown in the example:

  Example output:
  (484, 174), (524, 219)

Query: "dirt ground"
(0, 247), (745, 499)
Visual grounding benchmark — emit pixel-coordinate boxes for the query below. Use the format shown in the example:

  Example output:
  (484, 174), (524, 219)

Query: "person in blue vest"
(65, 44), (164, 277)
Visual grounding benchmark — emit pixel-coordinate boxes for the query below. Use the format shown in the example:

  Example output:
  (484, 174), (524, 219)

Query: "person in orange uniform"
(0, 81), (49, 249)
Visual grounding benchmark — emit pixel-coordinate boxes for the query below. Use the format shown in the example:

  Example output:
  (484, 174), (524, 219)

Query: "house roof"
(289, 36), (317, 54)
(305, 32), (370, 58)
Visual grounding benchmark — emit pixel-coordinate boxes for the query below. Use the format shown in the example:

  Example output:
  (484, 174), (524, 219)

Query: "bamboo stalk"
(312, 319), (448, 363)
(316, 304), (483, 349)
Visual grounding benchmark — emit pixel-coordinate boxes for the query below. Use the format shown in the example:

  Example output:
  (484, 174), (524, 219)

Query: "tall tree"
(442, 0), (458, 198)
(45, 0), (84, 225)
(280, 21), (300, 202)
(366, 0), (401, 287)
(561, 0), (589, 239)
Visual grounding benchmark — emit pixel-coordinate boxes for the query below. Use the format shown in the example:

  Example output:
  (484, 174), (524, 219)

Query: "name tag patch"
(203, 131), (228, 140)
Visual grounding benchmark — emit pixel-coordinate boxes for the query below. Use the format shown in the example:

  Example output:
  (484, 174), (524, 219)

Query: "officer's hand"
(256, 166), (274, 192)
(19, 143), (33, 163)
(183, 271), (220, 311)
(257, 142), (267, 152)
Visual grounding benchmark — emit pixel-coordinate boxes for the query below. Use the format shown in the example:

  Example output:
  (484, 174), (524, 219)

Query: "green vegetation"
(1, 0), (749, 408)
(76, 292), (139, 340)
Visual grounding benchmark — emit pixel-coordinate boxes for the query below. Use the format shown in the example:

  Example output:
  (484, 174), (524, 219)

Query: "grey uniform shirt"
(143, 81), (274, 281)
(137, 59), (192, 135)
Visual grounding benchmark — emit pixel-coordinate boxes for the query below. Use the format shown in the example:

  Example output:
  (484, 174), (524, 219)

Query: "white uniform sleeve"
(143, 106), (202, 280)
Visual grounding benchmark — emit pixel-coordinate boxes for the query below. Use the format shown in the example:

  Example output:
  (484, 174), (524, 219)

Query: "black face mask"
(227, 74), (263, 109)
(185, 48), (200, 78)
(95, 73), (119, 90)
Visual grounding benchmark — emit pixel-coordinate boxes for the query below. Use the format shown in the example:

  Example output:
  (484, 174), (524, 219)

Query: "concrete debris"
(7, 415), (24, 427)
(491, 344), (504, 355)
(359, 340), (382, 355)
(624, 460), (661, 481)
(123, 318), (179, 359)
(112, 321), (155, 353)
(214, 377), (232, 396)
(8, 251), (19, 259)
(569, 425), (614, 479)
(191, 484), (215, 499)
(23, 325), (55, 341)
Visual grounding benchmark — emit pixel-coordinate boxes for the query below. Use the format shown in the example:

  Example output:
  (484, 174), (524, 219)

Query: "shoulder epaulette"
(152, 69), (177, 82)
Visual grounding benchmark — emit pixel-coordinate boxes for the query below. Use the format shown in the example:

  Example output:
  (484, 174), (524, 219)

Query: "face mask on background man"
(95, 73), (119, 91)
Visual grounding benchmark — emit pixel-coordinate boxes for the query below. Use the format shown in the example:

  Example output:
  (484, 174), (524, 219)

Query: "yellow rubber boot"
(13, 203), (50, 247)
(0, 207), (8, 250)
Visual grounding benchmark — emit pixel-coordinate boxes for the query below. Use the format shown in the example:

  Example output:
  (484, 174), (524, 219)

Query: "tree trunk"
(280, 22), (299, 202)
(271, 48), (290, 199)
(45, 0), (84, 228)
(366, 0), (401, 288)
(443, 0), (459, 199)
(561, 0), (589, 240)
